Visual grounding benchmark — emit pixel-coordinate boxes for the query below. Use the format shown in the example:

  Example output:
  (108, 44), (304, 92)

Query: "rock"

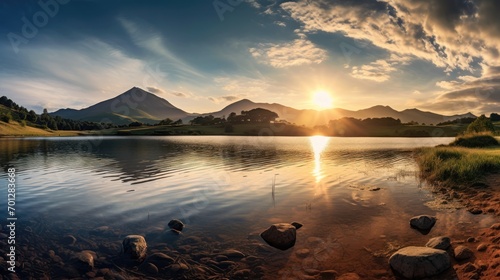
(217, 260), (235, 269)
(168, 219), (184, 231)
(491, 223), (500, 230)
(337, 273), (361, 280)
(261, 223), (297, 250)
(233, 269), (251, 278)
(74, 250), (97, 271)
(295, 249), (310, 258)
(291, 221), (303, 229)
(370, 187), (381, 191)
(62, 234), (76, 245)
(146, 252), (175, 268)
(467, 237), (476, 243)
(454, 245), (474, 260)
(468, 208), (483, 215)
(389, 246), (451, 279)
(410, 215), (437, 231)
(426, 236), (451, 250)
(122, 235), (147, 260)
(477, 243), (488, 251)
(221, 249), (245, 258)
(319, 270), (338, 279)
(170, 263), (189, 272)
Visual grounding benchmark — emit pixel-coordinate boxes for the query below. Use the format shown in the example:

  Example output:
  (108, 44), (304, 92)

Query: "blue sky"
(1, 0), (500, 115)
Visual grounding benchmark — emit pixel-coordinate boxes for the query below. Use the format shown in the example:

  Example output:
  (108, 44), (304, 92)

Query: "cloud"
(146, 86), (165, 94)
(209, 95), (241, 103)
(279, 0), (500, 73)
(350, 54), (410, 82)
(274, 21), (286, 27)
(249, 37), (327, 68)
(147, 86), (188, 98)
(245, 0), (261, 9)
(351, 59), (396, 82)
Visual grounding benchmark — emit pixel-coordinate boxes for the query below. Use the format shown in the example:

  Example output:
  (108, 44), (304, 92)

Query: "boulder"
(410, 215), (437, 231)
(389, 246), (451, 279)
(454, 245), (474, 261)
(425, 236), (451, 250)
(168, 219), (184, 231)
(122, 235), (147, 260)
(260, 223), (297, 250)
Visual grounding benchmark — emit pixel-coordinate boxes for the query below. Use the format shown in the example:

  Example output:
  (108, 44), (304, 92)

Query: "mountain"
(50, 87), (476, 126)
(206, 100), (475, 126)
(51, 87), (190, 125)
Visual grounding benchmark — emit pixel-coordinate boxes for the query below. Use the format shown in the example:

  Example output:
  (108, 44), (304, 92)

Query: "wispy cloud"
(209, 95), (241, 103)
(249, 37), (327, 68)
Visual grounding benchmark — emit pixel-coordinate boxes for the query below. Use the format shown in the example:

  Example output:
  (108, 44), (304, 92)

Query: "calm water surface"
(0, 136), (496, 279)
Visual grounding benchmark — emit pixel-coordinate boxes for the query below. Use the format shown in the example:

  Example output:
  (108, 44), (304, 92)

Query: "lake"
(0, 136), (496, 279)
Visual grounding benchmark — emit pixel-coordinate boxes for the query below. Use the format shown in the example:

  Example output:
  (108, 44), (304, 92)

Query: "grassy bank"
(0, 121), (83, 137)
(415, 135), (500, 185)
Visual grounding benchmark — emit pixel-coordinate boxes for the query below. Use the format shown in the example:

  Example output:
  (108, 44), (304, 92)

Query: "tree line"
(0, 96), (114, 131)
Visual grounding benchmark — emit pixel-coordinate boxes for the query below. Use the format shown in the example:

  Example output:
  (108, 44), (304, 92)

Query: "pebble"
(476, 243), (488, 252)
(295, 248), (311, 258)
(221, 249), (245, 258)
(468, 208), (483, 215)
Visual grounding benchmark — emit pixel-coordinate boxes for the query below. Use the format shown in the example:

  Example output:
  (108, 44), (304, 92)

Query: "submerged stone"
(260, 223), (297, 250)
(122, 235), (147, 260)
(410, 215), (437, 231)
(168, 219), (185, 231)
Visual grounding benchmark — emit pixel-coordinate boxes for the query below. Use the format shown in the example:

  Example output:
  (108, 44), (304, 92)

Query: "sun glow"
(312, 90), (334, 110)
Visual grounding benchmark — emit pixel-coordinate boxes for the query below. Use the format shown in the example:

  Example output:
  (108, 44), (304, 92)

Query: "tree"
(490, 113), (500, 122)
(173, 119), (183, 125)
(466, 115), (495, 134)
(241, 108), (279, 123)
(0, 112), (12, 123)
(159, 118), (173, 125)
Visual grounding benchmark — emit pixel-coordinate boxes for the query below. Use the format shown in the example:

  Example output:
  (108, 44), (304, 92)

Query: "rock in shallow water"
(410, 215), (437, 232)
(260, 223), (297, 250)
(122, 235), (147, 260)
(168, 219), (184, 231)
(389, 246), (451, 279)
(425, 236), (451, 250)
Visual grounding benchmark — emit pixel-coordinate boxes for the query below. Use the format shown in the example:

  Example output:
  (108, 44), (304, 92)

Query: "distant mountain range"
(51, 87), (476, 126)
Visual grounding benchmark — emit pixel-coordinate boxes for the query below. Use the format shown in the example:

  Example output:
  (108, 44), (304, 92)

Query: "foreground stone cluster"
(389, 215), (500, 279)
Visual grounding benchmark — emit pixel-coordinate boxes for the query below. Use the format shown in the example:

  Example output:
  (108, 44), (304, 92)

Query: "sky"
(1, 0), (500, 115)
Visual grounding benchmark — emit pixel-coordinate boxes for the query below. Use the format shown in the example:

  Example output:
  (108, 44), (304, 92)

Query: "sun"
(312, 90), (334, 110)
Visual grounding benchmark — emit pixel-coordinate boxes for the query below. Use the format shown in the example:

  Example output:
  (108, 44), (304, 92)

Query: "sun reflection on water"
(310, 135), (330, 182)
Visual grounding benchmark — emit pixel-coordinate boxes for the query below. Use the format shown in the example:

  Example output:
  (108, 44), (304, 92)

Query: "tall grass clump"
(450, 132), (499, 148)
(416, 146), (500, 184)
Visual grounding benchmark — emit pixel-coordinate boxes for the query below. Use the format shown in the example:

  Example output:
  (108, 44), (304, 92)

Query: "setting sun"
(312, 90), (334, 110)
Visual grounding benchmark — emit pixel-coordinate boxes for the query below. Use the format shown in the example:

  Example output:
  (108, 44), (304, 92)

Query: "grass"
(415, 144), (500, 185)
(0, 120), (83, 137)
(449, 133), (499, 148)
